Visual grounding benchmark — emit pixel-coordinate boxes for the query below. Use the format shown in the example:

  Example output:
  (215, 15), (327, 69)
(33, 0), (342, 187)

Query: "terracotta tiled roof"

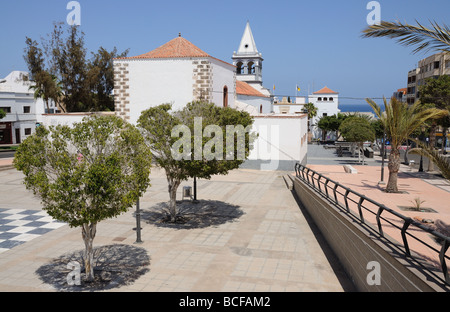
(236, 81), (268, 98)
(119, 35), (210, 59)
(313, 86), (339, 94)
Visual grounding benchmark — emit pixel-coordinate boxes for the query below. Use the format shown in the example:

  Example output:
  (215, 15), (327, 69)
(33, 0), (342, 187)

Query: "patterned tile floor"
(0, 208), (65, 254)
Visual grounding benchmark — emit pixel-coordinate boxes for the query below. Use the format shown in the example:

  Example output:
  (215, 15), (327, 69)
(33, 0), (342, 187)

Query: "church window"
(260, 105), (263, 114)
(223, 86), (228, 108)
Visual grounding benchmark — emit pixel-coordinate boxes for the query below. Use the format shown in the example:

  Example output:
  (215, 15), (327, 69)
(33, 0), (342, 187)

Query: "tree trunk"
(167, 178), (180, 222)
(82, 222), (97, 282)
(386, 148), (400, 193)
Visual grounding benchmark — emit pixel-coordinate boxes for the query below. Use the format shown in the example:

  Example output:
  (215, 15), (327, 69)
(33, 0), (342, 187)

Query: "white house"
(0, 71), (53, 144)
(308, 86), (340, 140)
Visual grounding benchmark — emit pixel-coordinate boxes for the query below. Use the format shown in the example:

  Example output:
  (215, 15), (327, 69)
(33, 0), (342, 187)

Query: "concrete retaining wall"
(292, 176), (449, 292)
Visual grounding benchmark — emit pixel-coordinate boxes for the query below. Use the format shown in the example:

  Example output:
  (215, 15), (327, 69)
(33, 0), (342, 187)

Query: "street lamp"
(379, 130), (386, 185)
(134, 198), (142, 243)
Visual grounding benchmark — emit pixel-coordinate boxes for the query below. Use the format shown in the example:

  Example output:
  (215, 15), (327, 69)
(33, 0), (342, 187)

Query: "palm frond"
(362, 20), (450, 54)
(409, 140), (450, 180)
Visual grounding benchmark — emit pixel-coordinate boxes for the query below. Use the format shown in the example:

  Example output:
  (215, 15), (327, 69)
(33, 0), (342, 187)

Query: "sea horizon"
(339, 103), (379, 113)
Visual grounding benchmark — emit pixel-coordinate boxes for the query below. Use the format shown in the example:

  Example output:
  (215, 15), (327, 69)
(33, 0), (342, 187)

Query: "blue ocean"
(339, 104), (380, 113)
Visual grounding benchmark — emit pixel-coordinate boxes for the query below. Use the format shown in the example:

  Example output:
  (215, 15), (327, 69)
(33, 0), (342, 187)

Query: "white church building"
(112, 22), (308, 170)
(113, 33), (236, 125)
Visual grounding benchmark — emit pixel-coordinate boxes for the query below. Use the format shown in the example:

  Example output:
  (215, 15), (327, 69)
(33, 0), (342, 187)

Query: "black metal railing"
(294, 163), (450, 286)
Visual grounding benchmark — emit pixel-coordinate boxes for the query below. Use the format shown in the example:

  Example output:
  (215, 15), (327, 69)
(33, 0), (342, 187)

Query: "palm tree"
(362, 19), (450, 170)
(303, 102), (318, 133)
(409, 140), (450, 181)
(52, 75), (66, 113)
(361, 20), (450, 54)
(30, 72), (65, 114)
(366, 97), (448, 193)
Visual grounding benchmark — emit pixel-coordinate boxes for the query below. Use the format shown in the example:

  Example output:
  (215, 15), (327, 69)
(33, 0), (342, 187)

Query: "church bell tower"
(232, 22), (265, 89)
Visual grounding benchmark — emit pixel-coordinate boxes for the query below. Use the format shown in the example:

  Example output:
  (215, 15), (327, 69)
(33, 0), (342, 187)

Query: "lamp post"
(134, 198), (142, 243)
(419, 126), (425, 172)
(379, 131), (386, 185)
(193, 176), (199, 203)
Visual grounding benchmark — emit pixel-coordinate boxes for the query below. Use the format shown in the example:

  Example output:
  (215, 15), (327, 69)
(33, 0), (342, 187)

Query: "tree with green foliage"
(317, 113), (348, 141)
(29, 71), (64, 113)
(339, 116), (375, 164)
(138, 104), (188, 222)
(409, 140), (450, 181)
(419, 75), (450, 160)
(0, 109), (6, 120)
(303, 102), (318, 133)
(138, 102), (255, 222)
(24, 22), (128, 113)
(362, 20), (450, 54)
(13, 115), (152, 282)
(366, 97), (448, 193)
(317, 115), (334, 141)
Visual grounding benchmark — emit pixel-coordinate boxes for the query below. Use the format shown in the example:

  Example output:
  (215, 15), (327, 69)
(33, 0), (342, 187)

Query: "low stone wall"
(292, 176), (449, 292)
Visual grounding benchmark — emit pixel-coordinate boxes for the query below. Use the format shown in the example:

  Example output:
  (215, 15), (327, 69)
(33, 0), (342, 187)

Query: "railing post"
(401, 219), (412, 256)
(439, 239), (450, 285)
(324, 179), (330, 198)
(357, 197), (365, 224)
(376, 207), (384, 237)
(343, 189), (350, 212)
(317, 175), (322, 192)
(333, 184), (338, 204)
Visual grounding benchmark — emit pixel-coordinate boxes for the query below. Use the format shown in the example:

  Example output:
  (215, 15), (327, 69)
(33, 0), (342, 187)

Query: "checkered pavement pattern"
(0, 208), (65, 254)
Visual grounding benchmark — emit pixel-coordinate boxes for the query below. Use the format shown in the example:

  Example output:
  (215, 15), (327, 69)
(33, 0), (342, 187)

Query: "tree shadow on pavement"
(35, 244), (150, 292)
(141, 200), (244, 230)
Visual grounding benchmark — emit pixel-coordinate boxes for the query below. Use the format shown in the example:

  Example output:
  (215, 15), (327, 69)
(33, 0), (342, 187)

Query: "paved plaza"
(0, 144), (449, 292)
(0, 157), (354, 292)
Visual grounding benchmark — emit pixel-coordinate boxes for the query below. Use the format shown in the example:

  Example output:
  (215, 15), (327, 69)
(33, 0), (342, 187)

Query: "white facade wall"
(236, 94), (272, 114)
(210, 58), (236, 109)
(115, 57), (236, 125)
(124, 58), (196, 124)
(244, 114), (308, 170)
(40, 112), (115, 128)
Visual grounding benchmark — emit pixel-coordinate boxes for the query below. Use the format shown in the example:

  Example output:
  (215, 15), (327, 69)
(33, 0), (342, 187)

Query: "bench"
(343, 165), (358, 174)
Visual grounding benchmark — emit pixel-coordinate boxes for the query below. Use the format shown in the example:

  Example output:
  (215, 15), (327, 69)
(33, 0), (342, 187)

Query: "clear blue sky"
(1, 0), (449, 107)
